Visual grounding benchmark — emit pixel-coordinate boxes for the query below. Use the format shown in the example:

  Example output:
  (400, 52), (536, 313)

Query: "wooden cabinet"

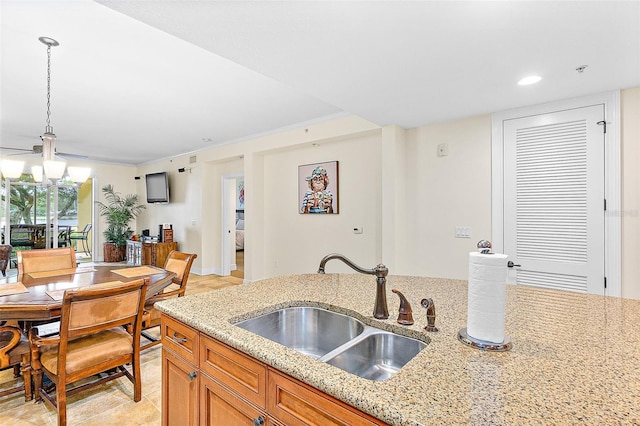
(162, 349), (199, 426)
(161, 315), (200, 426)
(142, 241), (178, 267)
(161, 314), (386, 426)
(268, 370), (383, 426)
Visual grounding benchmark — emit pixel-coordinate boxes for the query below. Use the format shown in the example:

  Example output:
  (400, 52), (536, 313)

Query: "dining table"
(0, 264), (176, 322)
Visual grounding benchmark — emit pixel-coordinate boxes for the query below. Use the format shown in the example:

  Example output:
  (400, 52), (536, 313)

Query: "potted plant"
(97, 184), (146, 262)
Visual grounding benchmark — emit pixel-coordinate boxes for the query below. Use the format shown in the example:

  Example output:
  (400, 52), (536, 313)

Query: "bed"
(235, 210), (245, 251)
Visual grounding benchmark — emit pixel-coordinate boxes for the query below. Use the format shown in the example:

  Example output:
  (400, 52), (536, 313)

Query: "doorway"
(492, 91), (621, 296)
(222, 174), (244, 279)
(2, 175), (94, 270)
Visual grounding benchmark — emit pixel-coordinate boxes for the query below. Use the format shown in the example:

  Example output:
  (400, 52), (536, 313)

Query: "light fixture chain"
(45, 43), (53, 134)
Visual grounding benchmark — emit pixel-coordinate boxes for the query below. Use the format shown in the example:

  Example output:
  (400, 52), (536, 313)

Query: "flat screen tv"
(145, 172), (170, 203)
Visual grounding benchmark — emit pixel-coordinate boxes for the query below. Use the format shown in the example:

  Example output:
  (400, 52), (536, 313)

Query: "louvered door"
(503, 105), (605, 294)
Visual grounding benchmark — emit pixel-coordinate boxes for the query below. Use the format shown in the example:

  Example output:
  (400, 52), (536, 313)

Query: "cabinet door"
(200, 373), (268, 426)
(163, 348), (199, 426)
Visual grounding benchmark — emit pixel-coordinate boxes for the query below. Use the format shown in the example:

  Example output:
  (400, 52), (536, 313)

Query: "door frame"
(491, 90), (621, 297)
(221, 173), (243, 277)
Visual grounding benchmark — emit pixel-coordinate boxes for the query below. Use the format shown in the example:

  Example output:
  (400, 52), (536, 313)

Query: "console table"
(126, 240), (178, 267)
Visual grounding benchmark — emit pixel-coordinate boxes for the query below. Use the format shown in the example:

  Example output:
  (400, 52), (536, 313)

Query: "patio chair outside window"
(69, 224), (91, 256)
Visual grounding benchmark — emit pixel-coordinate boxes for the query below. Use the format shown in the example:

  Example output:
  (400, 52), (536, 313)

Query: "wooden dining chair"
(29, 278), (148, 426)
(0, 244), (12, 276)
(17, 247), (77, 276)
(139, 251), (197, 350)
(0, 323), (32, 401)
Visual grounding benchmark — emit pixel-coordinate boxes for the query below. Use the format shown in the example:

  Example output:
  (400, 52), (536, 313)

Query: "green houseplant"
(97, 184), (145, 262)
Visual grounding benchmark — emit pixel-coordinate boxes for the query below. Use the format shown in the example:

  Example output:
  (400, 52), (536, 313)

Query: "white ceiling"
(1, 1), (638, 165)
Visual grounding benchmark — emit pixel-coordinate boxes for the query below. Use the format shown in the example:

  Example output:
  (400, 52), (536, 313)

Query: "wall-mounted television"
(145, 172), (170, 203)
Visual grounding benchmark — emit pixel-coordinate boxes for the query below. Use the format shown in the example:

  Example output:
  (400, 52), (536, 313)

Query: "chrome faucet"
(317, 253), (389, 319)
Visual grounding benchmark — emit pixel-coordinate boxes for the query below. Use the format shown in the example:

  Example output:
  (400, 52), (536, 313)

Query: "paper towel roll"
(467, 251), (508, 343)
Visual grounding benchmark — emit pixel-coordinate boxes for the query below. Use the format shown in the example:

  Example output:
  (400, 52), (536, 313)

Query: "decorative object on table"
(97, 184), (145, 262)
(159, 223), (173, 243)
(458, 240), (512, 351)
(299, 161), (338, 214)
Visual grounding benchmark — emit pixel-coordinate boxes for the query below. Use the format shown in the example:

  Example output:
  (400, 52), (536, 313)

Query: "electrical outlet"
(353, 227), (363, 234)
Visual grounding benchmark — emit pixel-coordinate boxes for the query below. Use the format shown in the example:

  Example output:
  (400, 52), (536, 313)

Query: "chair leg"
(33, 366), (43, 403)
(20, 353), (32, 401)
(57, 381), (67, 426)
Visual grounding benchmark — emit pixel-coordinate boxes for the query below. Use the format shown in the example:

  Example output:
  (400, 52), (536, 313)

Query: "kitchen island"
(156, 273), (640, 425)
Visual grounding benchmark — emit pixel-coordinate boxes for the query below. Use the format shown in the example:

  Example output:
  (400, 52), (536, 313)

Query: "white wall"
(402, 115), (492, 279)
(134, 88), (640, 298)
(622, 87), (640, 299)
(261, 131), (381, 277)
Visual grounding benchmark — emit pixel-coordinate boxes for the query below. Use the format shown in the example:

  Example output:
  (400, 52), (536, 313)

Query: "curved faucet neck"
(318, 253), (388, 278)
(317, 253), (389, 319)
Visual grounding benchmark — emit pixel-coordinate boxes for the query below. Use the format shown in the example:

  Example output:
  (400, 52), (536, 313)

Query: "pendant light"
(36, 36), (91, 184)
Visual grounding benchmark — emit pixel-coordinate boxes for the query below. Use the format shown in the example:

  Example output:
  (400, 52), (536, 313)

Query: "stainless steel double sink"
(233, 306), (428, 381)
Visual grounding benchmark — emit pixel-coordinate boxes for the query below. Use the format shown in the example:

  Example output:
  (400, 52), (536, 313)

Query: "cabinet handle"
(253, 416), (265, 426)
(188, 371), (197, 381)
(173, 332), (187, 343)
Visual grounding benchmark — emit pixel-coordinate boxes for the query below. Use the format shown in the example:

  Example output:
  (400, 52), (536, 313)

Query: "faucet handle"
(391, 289), (414, 325)
(421, 298), (439, 332)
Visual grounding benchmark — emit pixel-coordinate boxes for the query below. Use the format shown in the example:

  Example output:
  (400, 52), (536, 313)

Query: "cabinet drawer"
(200, 334), (267, 409)
(161, 314), (199, 365)
(268, 370), (386, 426)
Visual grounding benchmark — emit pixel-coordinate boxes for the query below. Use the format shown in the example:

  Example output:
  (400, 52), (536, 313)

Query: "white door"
(503, 105), (605, 294)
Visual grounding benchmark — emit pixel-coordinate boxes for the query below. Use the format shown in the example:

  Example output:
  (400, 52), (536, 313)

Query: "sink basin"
(234, 306), (428, 380)
(234, 307), (365, 358)
(323, 331), (427, 381)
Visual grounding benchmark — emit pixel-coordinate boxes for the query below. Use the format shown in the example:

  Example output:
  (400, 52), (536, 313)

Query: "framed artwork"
(237, 179), (245, 210)
(299, 161), (339, 214)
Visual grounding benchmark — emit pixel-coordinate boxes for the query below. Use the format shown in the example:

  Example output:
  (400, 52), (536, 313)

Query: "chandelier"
(0, 37), (91, 184)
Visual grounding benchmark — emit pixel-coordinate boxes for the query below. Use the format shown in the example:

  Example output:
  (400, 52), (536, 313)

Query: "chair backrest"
(80, 223), (92, 234)
(0, 245), (12, 271)
(59, 279), (147, 340)
(0, 325), (25, 369)
(17, 247), (77, 275)
(163, 251), (198, 294)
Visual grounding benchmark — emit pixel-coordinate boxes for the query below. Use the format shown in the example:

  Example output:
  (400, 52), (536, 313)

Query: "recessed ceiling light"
(202, 138), (212, 143)
(518, 75), (542, 86)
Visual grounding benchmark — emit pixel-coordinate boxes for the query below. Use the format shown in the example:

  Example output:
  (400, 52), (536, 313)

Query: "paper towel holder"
(477, 239), (492, 254)
(457, 328), (512, 352)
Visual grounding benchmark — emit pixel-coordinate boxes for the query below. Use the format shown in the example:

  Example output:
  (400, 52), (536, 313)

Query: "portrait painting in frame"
(299, 161), (339, 214)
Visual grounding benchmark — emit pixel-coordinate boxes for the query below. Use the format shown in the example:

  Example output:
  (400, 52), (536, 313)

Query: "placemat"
(111, 266), (161, 278)
(28, 267), (97, 279)
(0, 282), (29, 297)
(45, 280), (125, 301)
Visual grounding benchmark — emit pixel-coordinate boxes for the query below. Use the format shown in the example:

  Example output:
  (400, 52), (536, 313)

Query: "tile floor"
(0, 267), (243, 425)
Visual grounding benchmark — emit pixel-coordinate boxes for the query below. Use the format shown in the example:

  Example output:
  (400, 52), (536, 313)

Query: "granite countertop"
(156, 274), (640, 425)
